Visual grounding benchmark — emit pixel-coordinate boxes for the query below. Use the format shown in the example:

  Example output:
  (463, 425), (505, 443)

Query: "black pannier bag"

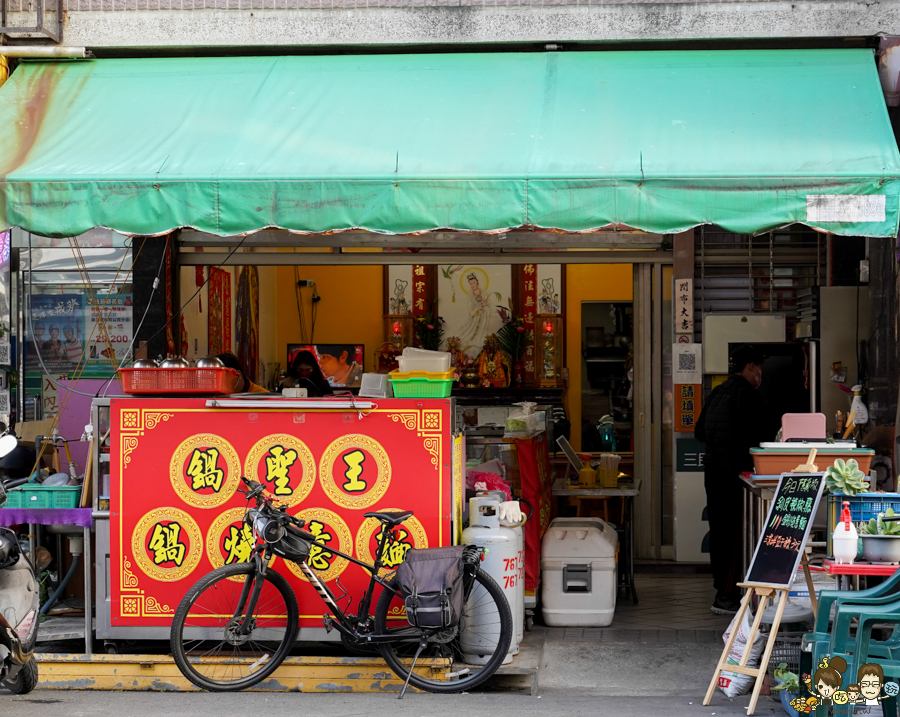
(395, 546), (466, 629)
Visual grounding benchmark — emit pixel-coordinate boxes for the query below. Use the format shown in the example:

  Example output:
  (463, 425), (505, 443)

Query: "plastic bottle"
(832, 501), (858, 565)
(850, 385), (869, 426)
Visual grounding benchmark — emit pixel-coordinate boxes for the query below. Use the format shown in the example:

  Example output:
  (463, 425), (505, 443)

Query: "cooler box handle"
(562, 564), (592, 593)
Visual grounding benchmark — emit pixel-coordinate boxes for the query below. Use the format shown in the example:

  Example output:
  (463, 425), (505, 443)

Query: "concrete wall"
(5, 1), (899, 49)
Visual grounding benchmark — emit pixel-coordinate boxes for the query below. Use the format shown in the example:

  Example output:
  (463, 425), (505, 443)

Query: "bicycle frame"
(244, 521), (409, 645)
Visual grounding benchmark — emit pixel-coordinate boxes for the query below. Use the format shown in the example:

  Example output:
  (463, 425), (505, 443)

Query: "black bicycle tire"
(374, 566), (512, 693)
(170, 562), (299, 692)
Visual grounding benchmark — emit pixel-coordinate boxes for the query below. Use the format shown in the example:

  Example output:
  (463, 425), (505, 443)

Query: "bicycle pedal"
(322, 615), (334, 633)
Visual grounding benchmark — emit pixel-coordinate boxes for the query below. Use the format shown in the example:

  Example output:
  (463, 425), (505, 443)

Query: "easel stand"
(703, 582), (790, 716)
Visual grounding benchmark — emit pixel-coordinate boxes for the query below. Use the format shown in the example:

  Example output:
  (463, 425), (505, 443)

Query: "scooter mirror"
(0, 433), (19, 459)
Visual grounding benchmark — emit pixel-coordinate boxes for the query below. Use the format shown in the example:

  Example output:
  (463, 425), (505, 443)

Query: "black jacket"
(695, 375), (768, 472)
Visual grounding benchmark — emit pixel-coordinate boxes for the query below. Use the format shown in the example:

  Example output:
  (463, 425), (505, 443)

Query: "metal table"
(551, 478), (641, 604)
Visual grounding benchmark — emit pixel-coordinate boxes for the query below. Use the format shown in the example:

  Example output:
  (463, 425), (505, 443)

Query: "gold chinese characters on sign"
(285, 508), (352, 584)
(169, 434), (241, 509)
(318, 434), (392, 510)
(132, 507), (203, 582)
(243, 434), (316, 508)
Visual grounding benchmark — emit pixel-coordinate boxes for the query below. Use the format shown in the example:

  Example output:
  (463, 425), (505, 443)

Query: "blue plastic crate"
(827, 492), (900, 557)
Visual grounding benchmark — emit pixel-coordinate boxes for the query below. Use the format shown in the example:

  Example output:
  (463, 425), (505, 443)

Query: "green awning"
(1, 49), (898, 238)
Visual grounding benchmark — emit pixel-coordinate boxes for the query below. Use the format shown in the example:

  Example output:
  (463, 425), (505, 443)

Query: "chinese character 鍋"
(148, 522), (186, 566)
(223, 523), (254, 565)
(186, 447), (224, 492)
(306, 521), (334, 571)
(265, 445), (298, 496)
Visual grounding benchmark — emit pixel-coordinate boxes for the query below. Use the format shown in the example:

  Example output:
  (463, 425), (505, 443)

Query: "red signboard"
(514, 433), (552, 592)
(111, 398), (454, 629)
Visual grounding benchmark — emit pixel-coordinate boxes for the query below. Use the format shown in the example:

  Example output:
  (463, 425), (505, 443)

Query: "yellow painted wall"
(275, 265), (384, 372)
(565, 264), (634, 451)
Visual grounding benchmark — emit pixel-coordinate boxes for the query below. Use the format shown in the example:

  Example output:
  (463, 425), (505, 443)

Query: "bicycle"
(170, 476), (512, 696)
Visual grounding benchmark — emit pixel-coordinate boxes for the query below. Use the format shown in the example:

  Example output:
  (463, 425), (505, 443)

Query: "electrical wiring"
(139, 234), (249, 349)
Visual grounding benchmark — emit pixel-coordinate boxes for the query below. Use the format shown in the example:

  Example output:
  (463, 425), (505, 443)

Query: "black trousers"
(704, 466), (744, 599)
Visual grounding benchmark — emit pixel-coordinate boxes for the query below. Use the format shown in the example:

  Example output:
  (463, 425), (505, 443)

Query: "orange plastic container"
(119, 367), (242, 395)
(750, 448), (874, 476)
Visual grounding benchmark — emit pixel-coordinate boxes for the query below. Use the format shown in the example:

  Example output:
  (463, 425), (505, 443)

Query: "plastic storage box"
(826, 492), (900, 558)
(120, 367), (242, 395)
(15, 485), (81, 509)
(750, 447), (874, 476)
(388, 369), (454, 398)
(541, 516), (618, 627)
(397, 348), (452, 374)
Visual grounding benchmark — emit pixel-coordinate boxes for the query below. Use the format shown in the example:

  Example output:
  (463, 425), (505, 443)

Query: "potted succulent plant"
(771, 663), (802, 717)
(825, 458), (870, 496)
(860, 508), (900, 564)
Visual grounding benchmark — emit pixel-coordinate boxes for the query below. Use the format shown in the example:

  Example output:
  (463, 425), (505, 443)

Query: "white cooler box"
(541, 517), (617, 627)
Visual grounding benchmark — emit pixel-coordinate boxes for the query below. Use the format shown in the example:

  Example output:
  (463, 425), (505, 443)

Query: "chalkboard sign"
(745, 472), (826, 587)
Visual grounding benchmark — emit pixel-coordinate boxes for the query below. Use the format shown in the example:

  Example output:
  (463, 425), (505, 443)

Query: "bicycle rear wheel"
(170, 562), (299, 691)
(374, 566), (512, 693)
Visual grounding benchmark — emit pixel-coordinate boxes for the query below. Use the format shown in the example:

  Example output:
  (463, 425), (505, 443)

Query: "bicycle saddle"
(364, 510), (413, 526)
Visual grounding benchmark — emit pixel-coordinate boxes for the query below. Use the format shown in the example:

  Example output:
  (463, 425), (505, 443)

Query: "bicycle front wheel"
(374, 566), (512, 693)
(170, 562), (299, 691)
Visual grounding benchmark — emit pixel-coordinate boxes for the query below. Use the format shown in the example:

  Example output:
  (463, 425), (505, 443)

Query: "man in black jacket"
(695, 344), (770, 615)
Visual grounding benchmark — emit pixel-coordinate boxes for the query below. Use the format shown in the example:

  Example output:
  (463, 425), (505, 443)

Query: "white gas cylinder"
(476, 490), (524, 651)
(832, 500), (858, 565)
(461, 496), (517, 665)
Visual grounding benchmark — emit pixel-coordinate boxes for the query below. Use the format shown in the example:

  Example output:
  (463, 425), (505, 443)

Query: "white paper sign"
(673, 343), (702, 385)
(806, 195), (886, 224)
(675, 278), (694, 336)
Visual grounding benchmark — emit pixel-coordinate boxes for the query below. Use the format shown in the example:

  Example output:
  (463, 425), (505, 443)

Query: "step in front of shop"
(34, 653), (438, 693)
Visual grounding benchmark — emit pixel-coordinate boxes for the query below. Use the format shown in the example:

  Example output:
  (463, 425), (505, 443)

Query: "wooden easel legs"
(703, 584), (790, 716)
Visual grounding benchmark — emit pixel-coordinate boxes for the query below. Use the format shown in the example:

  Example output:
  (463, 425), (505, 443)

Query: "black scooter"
(0, 481), (39, 694)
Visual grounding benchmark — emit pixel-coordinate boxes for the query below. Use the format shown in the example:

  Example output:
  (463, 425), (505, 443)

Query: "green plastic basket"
(389, 376), (454, 398)
(19, 485), (82, 509)
(3, 488), (24, 509)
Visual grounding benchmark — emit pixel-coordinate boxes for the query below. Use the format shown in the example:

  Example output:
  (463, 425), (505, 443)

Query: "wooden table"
(551, 477), (641, 604)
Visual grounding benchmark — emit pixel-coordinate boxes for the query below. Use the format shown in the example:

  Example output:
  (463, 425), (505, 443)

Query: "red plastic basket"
(119, 367), (243, 395)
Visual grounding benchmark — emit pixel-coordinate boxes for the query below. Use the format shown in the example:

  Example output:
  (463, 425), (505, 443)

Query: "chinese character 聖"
(264, 445), (298, 496)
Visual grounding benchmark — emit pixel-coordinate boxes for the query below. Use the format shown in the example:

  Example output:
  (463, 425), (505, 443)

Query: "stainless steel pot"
(132, 358), (159, 369)
(160, 357), (191, 369)
(194, 356), (224, 368)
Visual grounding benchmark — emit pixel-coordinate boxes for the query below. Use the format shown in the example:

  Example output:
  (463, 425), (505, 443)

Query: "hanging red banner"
(514, 432), (552, 592)
(521, 264), (538, 384)
(207, 268), (232, 355)
(412, 265), (427, 315)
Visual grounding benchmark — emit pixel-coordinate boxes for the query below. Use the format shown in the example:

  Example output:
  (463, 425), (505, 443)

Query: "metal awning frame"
(175, 229), (673, 265)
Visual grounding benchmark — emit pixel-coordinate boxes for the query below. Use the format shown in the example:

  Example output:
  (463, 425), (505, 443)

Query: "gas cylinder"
(461, 496), (517, 665)
(477, 490), (525, 651)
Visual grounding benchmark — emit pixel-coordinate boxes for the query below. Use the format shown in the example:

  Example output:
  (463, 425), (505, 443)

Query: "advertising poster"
(84, 293), (133, 373)
(26, 294), (85, 374)
(110, 398), (453, 629)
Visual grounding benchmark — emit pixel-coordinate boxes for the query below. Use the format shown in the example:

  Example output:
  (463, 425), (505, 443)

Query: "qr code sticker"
(0, 343), (10, 365)
(678, 353), (696, 372)
(0, 391), (11, 415)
